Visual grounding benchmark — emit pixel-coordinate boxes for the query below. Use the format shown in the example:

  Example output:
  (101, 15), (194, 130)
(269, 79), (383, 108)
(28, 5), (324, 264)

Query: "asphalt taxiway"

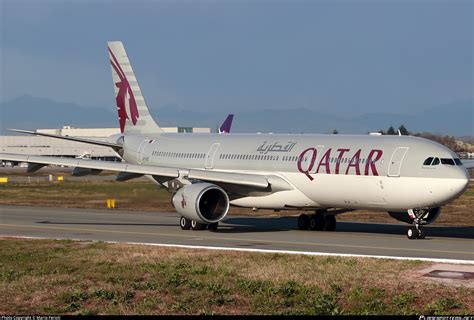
(0, 205), (472, 263)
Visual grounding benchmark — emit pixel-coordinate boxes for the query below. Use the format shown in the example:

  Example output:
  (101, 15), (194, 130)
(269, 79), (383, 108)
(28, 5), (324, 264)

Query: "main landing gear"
(406, 209), (427, 240)
(179, 217), (219, 231)
(297, 211), (336, 231)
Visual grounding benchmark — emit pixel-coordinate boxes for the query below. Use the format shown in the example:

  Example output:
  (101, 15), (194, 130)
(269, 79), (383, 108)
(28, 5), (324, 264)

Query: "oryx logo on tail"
(108, 47), (139, 132)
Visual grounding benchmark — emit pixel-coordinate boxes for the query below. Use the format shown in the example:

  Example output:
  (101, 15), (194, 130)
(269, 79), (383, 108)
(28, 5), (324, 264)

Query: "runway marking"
(1, 222), (473, 256)
(4, 235), (474, 265)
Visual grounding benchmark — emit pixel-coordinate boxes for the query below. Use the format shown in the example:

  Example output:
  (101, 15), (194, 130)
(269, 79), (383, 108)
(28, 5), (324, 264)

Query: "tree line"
(331, 125), (472, 153)
(378, 125), (471, 153)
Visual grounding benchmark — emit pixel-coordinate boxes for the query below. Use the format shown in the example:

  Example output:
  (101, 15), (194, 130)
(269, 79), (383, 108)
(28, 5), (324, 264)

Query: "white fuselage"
(121, 133), (469, 212)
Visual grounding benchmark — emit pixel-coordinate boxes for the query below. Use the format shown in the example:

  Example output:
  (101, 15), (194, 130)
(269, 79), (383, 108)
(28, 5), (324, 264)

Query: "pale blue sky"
(1, 0), (472, 116)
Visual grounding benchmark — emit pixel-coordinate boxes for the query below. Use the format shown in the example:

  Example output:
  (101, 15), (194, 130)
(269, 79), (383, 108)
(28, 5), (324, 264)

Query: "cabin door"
(388, 147), (408, 177)
(137, 139), (153, 164)
(205, 143), (220, 169)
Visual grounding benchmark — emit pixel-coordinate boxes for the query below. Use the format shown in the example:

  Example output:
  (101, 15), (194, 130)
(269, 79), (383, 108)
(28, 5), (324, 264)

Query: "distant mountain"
(0, 95), (116, 133)
(356, 100), (473, 136)
(0, 95), (472, 136)
(154, 100), (473, 136)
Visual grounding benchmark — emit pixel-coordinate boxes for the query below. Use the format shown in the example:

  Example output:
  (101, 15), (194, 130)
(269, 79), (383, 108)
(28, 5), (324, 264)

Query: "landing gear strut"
(407, 209), (427, 240)
(297, 211), (336, 231)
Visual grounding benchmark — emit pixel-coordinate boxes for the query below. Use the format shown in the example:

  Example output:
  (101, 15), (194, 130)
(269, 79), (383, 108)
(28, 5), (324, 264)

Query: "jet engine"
(388, 207), (441, 225)
(172, 183), (230, 224)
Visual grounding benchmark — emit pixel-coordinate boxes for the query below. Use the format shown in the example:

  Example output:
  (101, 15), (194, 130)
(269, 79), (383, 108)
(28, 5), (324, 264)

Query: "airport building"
(1, 125), (211, 164)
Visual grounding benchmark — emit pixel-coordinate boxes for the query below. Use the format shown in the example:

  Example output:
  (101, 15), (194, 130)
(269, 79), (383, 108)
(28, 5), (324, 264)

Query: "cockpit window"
(423, 157), (462, 167)
(441, 158), (455, 165)
(423, 157), (433, 166)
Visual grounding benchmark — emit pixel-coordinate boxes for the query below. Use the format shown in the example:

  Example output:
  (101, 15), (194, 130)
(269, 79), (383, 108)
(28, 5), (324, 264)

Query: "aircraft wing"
(0, 153), (179, 178)
(463, 159), (474, 169)
(0, 153), (292, 191)
(9, 129), (121, 150)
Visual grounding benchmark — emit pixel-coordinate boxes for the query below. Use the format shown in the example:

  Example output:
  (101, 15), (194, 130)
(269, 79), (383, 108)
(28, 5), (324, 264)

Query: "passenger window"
(432, 158), (440, 165)
(423, 157), (433, 166)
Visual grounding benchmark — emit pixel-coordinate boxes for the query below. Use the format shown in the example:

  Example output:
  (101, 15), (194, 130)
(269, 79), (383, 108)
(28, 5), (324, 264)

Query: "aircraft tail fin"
(219, 114), (234, 134)
(108, 41), (163, 134)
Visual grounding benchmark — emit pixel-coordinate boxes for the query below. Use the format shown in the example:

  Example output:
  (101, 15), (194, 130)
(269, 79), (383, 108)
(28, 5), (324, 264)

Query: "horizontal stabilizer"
(9, 129), (121, 150)
(0, 153), (179, 178)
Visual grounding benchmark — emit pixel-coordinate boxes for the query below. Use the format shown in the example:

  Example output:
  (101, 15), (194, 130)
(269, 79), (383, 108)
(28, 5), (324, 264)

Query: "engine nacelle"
(388, 207), (441, 225)
(172, 183), (230, 224)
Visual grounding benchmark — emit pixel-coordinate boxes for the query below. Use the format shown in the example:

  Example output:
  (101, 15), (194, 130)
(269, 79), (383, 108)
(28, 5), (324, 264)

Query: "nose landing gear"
(407, 225), (425, 239)
(407, 209), (427, 240)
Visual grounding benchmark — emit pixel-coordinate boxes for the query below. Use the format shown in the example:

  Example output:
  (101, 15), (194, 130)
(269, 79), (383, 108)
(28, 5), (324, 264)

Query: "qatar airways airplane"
(2, 41), (472, 240)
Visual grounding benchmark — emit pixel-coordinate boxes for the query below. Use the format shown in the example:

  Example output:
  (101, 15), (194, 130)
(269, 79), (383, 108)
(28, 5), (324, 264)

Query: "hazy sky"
(0, 0), (472, 116)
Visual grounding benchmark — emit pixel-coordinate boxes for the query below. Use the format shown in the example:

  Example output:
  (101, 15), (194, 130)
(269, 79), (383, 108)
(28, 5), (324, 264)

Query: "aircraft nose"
(450, 170), (469, 198)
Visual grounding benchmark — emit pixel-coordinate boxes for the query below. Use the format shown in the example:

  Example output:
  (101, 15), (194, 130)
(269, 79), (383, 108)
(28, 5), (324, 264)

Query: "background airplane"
(1, 41), (472, 240)
(218, 114), (234, 134)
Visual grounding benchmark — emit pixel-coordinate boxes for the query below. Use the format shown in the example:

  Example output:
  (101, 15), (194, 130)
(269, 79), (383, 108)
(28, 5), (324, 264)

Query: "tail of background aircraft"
(108, 41), (163, 134)
(219, 114), (234, 133)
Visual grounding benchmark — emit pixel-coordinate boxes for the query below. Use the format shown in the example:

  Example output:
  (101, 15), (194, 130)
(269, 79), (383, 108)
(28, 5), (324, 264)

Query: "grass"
(0, 177), (473, 226)
(0, 238), (472, 315)
(0, 180), (174, 211)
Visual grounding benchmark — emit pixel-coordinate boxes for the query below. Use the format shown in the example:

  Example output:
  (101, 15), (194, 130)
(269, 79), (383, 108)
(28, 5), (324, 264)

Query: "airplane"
(1, 41), (472, 239)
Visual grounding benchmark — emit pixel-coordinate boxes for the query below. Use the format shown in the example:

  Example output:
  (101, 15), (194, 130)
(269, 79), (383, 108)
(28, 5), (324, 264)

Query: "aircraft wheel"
(309, 214), (325, 231)
(324, 215), (337, 231)
(208, 222), (219, 231)
(191, 220), (206, 230)
(407, 226), (417, 239)
(180, 217), (191, 230)
(297, 214), (310, 230)
(417, 227), (426, 239)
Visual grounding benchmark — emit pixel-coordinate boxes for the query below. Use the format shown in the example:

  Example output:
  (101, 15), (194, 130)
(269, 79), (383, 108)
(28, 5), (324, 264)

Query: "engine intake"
(172, 183), (230, 224)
